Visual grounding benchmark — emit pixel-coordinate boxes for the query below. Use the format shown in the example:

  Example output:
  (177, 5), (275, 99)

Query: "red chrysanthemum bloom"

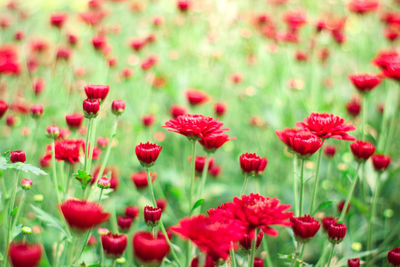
(177, 0), (191, 12)
(135, 142), (162, 167)
(125, 206), (139, 220)
(65, 113), (84, 130)
(101, 233), (127, 259)
(163, 114), (227, 141)
(208, 193), (293, 237)
(239, 153), (268, 175)
(276, 129), (323, 157)
(118, 216), (133, 231)
(214, 102), (227, 117)
(324, 145), (336, 158)
(60, 199), (110, 231)
(283, 11), (307, 31)
(296, 113), (356, 140)
(10, 150), (26, 163)
(0, 45), (20, 75)
(321, 216), (338, 232)
(55, 139), (83, 164)
(382, 61), (400, 81)
(350, 140), (376, 161)
(111, 100), (125, 116)
(348, 258), (360, 267)
(191, 255), (216, 267)
(131, 171), (157, 190)
(0, 99), (8, 118)
(133, 231), (170, 266)
(346, 97), (361, 117)
(328, 222), (347, 244)
(388, 247), (400, 266)
(142, 114), (155, 127)
(199, 133), (234, 153)
(348, 74), (381, 93)
(372, 50), (400, 71)
(83, 99), (100, 118)
(170, 105), (187, 118)
(372, 154), (391, 172)
(8, 242), (42, 267)
(172, 215), (246, 261)
(144, 206), (162, 226)
(185, 89), (210, 106)
(239, 231), (263, 250)
(190, 156), (215, 174)
(290, 215), (320, 242)
(50, 13), (67, 28)
(84, 84), (110, 102)
(348, 0), (379, 14)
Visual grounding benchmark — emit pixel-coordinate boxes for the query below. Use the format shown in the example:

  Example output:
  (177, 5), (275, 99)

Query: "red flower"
(142, 114), (155, 127)
(135, 142), (162, 167)
(177, 0), (191, 12)
(209, 165), (222, 177)
(111, 100), (126, 116)
(91, 166), (119, 189)
(372, 154), (391, 172)
(60, 199), (110, 231)
(83, 99), (100, 118)
(170, 105), (187, 118)
(55, 139), (83, 164)
(191, 255), (216, 267)
(348, 258), (360, 267)
(191, 156), (215, 174)
(157, 199), (167, 212)
(92, 36), (106, 50)
(199, 133), (233, 153)
(125, 206), (139, 219)
(172, 215), (245, 261)
(290, 215), (320, 242)
(185, 89), (209, 106)
(349, 74), (381, 93)
(8, 242), (42, 267)
(324, 145), (336, 158)
(84, 84), (110, 102)
(56, 47), (71, 61)
(144, 206), (162, 226)
(276, 129), (322, 157)
(382, 61), (400, 81)
(346, 97), (361, 117)
(0, 45), (20, 75)
(348, 0), (379, 14)
(350, 140), (376, 161)
(133, 231), (170, 265)
(214, 102), (227, 117)
(0, 100), (8, 118)
(209, 193), (293, 237)
(10, 150), (26, 163)
(163, 114), (227, 140)
(239, 153), (267, 175)
(50, 13), (67, 28)
(388, 248), (400, 266)
(30, 105), (43, 118)
(65, 113), (84, 130)
(46, 125), (60, 139)
(372, 50), (399, 71)
(118, 216), (133, 231)
(321, 216), (337, 232)
(337, 200), (351, 214)
(239, 231), (263, 250)
(131, 171), (157, 189)
(296, 113), (356, 140)
(283, 11), (307, 31)
(101, 233), (127, 258)
(328, 222), (347, 244)
(254, 258), (264, 267)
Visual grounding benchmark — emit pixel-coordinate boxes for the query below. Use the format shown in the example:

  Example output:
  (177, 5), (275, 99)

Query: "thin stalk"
(299, 158), (305, 216)
(290, 243), (303, 267)
(146, 168), (157, 206)
(51, 140), (61, 203)
(377, 84), (391, 151)
(326, 244), (335, 267)
(10, 191), (26, 240)
(230, 244), (237, 267)
(189, 140), (197, 214)
(197, 153), (210, 202)
(383, 86), (399, 153)
(367, 172), (382, 253)
(338, 162), (362, 222)
(293, 156), (299, 217)
(98, 119), (119, 178)
(248, 229), (258, 267)
(87, 118), (98, 175)
(361, 94), (367, 140)
(83, 118), (93, 172)
(262, 237), (273, 267)
(240, 173), (249, 196)
(7, 172), (20, 246)
(310, 147), (323, 215)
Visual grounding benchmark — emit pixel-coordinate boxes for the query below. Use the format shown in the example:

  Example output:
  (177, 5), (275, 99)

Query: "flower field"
(0, 0), (400, 266)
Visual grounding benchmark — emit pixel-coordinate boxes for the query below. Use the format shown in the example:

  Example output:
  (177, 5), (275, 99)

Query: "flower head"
(101, 233), (127, 259)
(328, 222), (347, 244)
(276, 129), (323, 157)
(8, 242), (42, 267)
(131, 171), (157, 190)
(83, 99), (100, 118)
(388, 247), (400, 266)
(348, 258), (360, 267)
(163, 114), (227, 141)
(10, 150), (26, 163)
(125, 206), (139, 220)
(133, 231), (170, 266)
(118, 216), (133, 232)
(60, 199), (110, 231)
(186, 89), (209, 106)
(199, 133), (233, 153)
(111, 100), (125, 116)
(144, 206), (162, 226)
(290, 215), (320, 242)
(65, 113), (84, 130)
(239, 153), (268, 175)
(55, 139), (83, 164)
(349, 74), (381, 93)
(372, 154), (391, 172)
(348, 0), (379, 14)
(350, 140), (376, 161)
(135, 142), (162, 167)
(84, 84), (109, 102)
(0, 100), (8, 118)
(296, 113), (355, 140)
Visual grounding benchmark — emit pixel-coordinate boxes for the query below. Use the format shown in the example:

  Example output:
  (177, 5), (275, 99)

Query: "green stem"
(293, 156), (299, 217)
(146, 168), (182, 267)
(197, 153), (210, 203)
(326, 244), (335, 267)
(262, 237), (273, 267)
(87, 118), (98, 175)
(310, 147), (323, 215)
(299, 159), (305, 216)
(10, 191), (26, 240)
(338, 162), (362, 222)
(51, 140), (61, 203)
(367, 172), (382, 253)
(377, 84), (391, 151)
(189, 140), (196, 214)
(98, 189), (103, 202)
(98, 119), (119, 178)
(66, 236), (77, 267)
(248, 229), (258, 267)
(383, 85), (399, 153)
(230, 244), (237, 267)
(83, 118), (93, 172)
(7, 172), (20, 247)
(290, 243), (303, 267)
(240, 173), (249, 196)
(361, 94), (367, 140)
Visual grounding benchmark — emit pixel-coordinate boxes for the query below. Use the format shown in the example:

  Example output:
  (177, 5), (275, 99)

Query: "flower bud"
(83, 99), (100, 118)
(46, 125), (60, 139)
(10, 150), (26, 163)
(20, 178), (33, 190)
(111, 100), (125, 116)
(328, 222), (347, 244)
(144, 206), (162, 227)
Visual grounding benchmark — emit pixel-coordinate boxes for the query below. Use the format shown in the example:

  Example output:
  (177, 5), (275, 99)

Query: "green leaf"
(0, 252), (3, 261)
(312, 201), (333, 214)
(0, 157), (47, 176)
(31, 205), (71, 240)
(73, 169), (92, 189)
(12, 224), (22, 239)
(191, 199), (204, 212)
(10, 207), (18, 216)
